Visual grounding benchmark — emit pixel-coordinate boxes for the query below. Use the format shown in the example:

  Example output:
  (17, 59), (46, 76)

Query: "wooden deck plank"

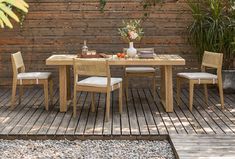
(93, 93), (105, 135)
(84, 93), (99, 135)
(126, 89), (140, 135)
(170, 134), (235, 159)
(120, 92), (131, 135)
(137, 89), (158, 135)
(75, 92), (90, 135)
(182, 89), (220, 134)
(66, 92), (82, 135)
(102, 93), (113, 135)
(209, 89), (235, 125)
(0, 89), (39, 134)
(146, 89), (177, 134)
(112, 92), (121, 135)
(9, 90), (44, 135)
(179, 88), (213, 134)
(197, 89), (235, 134)
(143, 89), (168, 135)
(131, 89), (149, 135)
(19, 87), (59, 135)
(193, 89), (230, 134)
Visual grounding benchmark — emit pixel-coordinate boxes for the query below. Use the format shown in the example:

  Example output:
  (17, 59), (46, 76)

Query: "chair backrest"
(73, 58), (110, 77)
(201, 51), (223, 70)
(11, 51), (25, 77)
(123, 48), (154, 53)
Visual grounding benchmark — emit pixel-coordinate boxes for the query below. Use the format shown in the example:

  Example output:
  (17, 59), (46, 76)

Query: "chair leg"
(204, 84), (208, 105)
(49, 79), (53, 106)
(125, 75), (129, 100)
(73, 89), (77, 118)
(105, 92), (111, 122)
(11, 80), (17, 109)
(91, 92), (95, 113)
(153, 75), (156, 101)
(43, 82), (49, 111)
(218, 80), (224, 109)
(19, 85), (23, 104)
(176, 77), (181, 106)
(189, 81), (194, 111)
(119, 82), (123, 114)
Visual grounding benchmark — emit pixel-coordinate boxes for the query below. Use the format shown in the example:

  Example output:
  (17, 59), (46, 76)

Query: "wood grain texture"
(0, 87), (234, 137)
(0, 0), (197, 86)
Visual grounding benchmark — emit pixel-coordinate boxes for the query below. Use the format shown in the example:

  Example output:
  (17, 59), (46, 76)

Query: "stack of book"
(138, 51), (155, 59)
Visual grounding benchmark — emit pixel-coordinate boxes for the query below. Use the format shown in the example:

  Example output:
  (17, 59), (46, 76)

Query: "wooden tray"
(77, 53), (108, 58)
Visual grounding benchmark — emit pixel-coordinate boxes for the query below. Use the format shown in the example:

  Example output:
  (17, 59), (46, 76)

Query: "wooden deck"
(0, 87), (235, 158)
(0, 87), (234, 137)
(170, 134), (235, 159)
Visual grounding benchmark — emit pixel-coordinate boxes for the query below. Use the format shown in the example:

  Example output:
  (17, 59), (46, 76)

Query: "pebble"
(0, 139), (175, 159)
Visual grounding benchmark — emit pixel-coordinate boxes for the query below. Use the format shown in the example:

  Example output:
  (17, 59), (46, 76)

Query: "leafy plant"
(0, 0), (29, 29)
(187, 0), (235, 69)
(118, 20), (144, 42)
(99, 0), (163, 14)
(99, 0), (106, 13)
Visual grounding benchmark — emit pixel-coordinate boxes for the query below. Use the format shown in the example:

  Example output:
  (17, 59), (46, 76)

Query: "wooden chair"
(123, 48), (156, 100)
(11, 51), (53, 110)
(73, 58), (123, 122)
(176, 51), (224, 111)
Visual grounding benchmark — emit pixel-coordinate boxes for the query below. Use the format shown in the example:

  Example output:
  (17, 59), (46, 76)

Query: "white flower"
(129, 31), (138, 40)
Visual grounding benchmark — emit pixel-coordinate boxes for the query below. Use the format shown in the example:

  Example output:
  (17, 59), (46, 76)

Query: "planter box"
(222, 70), (235, 93)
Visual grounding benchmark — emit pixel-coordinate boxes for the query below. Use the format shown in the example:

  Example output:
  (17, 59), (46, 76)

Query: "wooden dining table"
(46, 54), (185, 113)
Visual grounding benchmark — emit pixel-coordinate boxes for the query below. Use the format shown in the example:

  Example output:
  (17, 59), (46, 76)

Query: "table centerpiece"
(118, 20), (144, 58)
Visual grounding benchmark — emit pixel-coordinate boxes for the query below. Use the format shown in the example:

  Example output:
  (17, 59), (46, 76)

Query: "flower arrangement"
(118, 20), (144, 42)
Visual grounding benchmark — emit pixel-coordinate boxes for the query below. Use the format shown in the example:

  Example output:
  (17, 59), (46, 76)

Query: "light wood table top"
(46, 54), (185, 66)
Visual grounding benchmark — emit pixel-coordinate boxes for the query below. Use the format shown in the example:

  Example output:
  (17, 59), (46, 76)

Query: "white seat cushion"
(77, 77), (122, 87)
(125, 67), (155, 73)
(177, 72), (217, 80)
(17, 72), (51, 80)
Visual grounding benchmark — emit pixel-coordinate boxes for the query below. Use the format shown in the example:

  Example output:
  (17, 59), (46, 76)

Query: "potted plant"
(187, 0), (235, 93)
(0, 0), (29, 29)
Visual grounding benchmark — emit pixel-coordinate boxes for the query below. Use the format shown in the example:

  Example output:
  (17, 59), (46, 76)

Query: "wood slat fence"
(0, 0), (198, 86)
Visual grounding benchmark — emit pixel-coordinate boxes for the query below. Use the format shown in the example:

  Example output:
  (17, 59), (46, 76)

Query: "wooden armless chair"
(11, 51), (53, 110)
(123, 48), (156, 100)
(176, 51), (224, 111)
(73, 58), (123, 122)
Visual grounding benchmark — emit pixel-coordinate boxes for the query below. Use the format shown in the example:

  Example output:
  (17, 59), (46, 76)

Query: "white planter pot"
(127, 42), (137, 58)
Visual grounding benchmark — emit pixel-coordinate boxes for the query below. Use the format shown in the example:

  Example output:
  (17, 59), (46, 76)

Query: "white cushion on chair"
(125, 67), (155, 73)
(177, 72), (217, 80)
(17, 72), (51, 80)
(77, 77), (122, 87)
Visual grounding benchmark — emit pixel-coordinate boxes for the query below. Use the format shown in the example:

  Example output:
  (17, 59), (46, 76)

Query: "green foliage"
(187, 0), (235, 69)
(99, 0), (106, 13)
(118, 20), (144, 42)
(0, 0), (29, 29)
(99, 0), (162, 15)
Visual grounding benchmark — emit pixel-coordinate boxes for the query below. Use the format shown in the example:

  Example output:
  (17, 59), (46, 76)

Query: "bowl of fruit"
(116, 53), (126, 58)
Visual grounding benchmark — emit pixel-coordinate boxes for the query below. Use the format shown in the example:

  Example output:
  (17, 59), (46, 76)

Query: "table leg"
(59, 65), (67, 112)
(66, 66), (71, 100)
(160, 65), (173, 112)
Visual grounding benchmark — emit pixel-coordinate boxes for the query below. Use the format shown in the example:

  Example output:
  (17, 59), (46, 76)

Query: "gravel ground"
(0, 139), (175, 159)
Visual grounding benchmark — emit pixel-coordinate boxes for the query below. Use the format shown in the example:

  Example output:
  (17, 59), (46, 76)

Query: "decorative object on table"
(118, 20), (144, 58)
(78, 53), (108, 58)
(82, 40), (88, 55)
(138, 50), (155, 59)
(116, 52), (125, 58)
